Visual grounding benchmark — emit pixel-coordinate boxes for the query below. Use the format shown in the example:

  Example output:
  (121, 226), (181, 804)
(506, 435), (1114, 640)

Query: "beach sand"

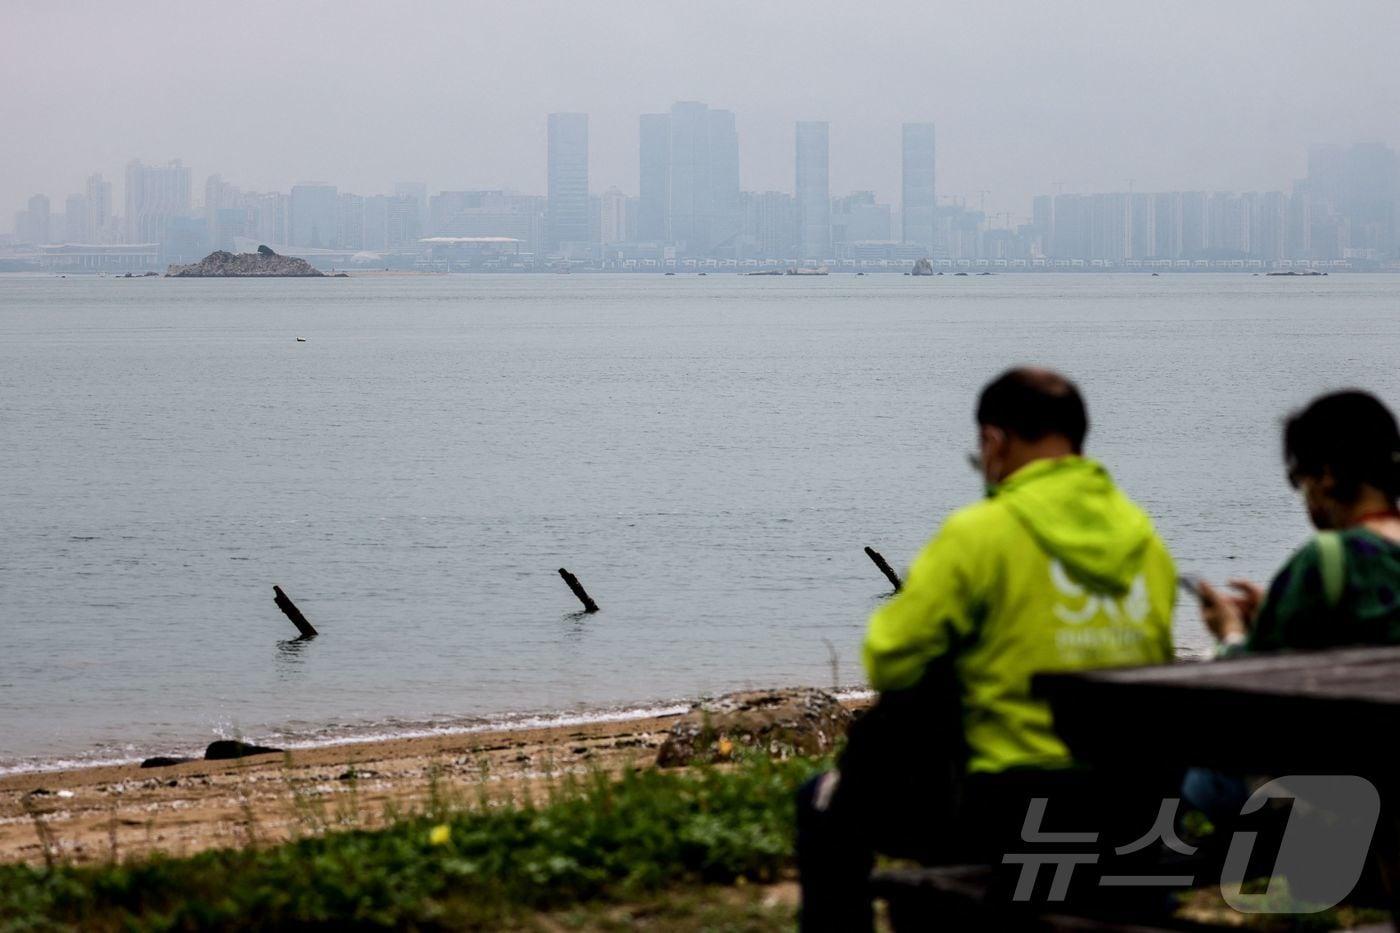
(0, 709), (690, 865)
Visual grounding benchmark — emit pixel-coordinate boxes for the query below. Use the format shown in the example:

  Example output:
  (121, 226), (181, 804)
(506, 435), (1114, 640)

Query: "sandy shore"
(0, 709), (693, 865)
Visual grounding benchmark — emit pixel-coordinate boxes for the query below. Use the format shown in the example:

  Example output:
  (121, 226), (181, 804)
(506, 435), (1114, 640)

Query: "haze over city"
(4, 0), (1399, 220)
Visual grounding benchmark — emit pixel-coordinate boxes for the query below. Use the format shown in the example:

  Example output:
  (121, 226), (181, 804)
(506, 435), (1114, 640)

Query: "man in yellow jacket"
(797, 367), (1177, 931)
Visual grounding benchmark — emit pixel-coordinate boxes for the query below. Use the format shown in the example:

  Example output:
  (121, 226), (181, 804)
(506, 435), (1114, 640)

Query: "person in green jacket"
(797, 367), (1177, 932)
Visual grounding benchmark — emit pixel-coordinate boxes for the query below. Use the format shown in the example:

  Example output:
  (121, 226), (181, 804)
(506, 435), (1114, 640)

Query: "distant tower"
(600, 187), (628, 244)
(25, 193), (51, 244)
(795, 121), (830, 261)
(666, 102), (709, 255)
(124, 160), (192, 244)
(901, 123), (936, 252)
(289, 183), (338, 248)
(638, 113), (670, 242)
(85, 174), (112, 243)
(546, 113), (589, 252)
(706, 108), (741, 254)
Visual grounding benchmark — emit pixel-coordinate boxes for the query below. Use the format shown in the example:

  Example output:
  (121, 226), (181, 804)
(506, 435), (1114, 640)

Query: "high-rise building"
(650, 101), (743, 257)
(1127, 193), (1154, 259)
(1031, 195), (1053, 257)
(394, 182), (429, 234)
(831, 191), (891, 248)
(706, 108), (741, 254)
(1180, 192), (1208, 257)
(363, 195), (390, 251)
(546, 112), (589, 251)
(204, 174), (243, 249)
(337, 193), (365, 250)
(1340, 142), (1399, 257)
(1050, 194), (1090, 258)
(64, 193), (88, 242)
(600, 187), (628, 244)
(429, 189), (535, 245)
(25, 194), (51, 244)
(1152, 192), (1182, 259)
(124, 160), (192, 244)
(901, 123), (936, 252)
(85, 174), (112, 243)
(1089, 193), (1129, 261)
(638, 113), (670, 242)
(795, 121), (830, 261)
(666, 102), (709, 254)
(385, 194), (422, 249)
(1253, 191), (1288, 261)
(253, 193), (287, 247)
(289, 183), (338, 248)
(744, 191), (797, 258)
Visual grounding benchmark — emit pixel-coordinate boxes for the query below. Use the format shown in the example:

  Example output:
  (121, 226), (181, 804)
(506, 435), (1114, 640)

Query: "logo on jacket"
(1049, 560), (1150, 625)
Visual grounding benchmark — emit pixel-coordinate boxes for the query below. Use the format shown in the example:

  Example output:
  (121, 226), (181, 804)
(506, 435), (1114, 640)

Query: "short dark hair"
(976, 367), (1089, 452)
(1284, 390), (1399, 505)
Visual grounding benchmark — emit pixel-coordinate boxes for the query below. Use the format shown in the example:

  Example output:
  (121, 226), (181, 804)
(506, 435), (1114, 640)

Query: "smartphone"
(1177, 574), (1207, 601)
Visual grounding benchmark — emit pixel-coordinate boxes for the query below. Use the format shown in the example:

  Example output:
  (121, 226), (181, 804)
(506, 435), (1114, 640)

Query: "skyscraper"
(546, 112), (589, 251)
(666, 102), (709, 254)
(706, 108), (741, 254)
(25, 193), (51, 244)
(795, 121), (830, 261)
(901, 123), (936, 252)
(85, 174), (111, 243)
(65, 193), (88, 242)
(638, 113), (670, 242)
(644, 101), (742, 257)
(745, 191), (797, 258)
(600, 187), (627, 245)
(394, 182), (429, 235)
(289, 183), (338, 248)
(124, 160), (191, 244)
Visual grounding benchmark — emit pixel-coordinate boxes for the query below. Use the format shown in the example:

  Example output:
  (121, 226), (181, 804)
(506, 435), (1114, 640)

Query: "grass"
(2, 753), (1389, 931)
(0, 755), (823, 932)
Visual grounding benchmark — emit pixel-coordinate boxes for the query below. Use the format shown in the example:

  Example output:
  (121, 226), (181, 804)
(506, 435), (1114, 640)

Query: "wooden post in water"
(864, 547), (902, 592)
(558, 568), (599, 613)
(273, 585), (319, 637)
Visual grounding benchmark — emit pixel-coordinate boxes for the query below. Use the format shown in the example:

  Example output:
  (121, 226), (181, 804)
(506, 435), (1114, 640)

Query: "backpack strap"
(1315, 531), (1347, 610)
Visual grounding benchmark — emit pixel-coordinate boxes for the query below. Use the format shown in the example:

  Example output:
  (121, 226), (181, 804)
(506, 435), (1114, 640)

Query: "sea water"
(2, 273), (1397, 770)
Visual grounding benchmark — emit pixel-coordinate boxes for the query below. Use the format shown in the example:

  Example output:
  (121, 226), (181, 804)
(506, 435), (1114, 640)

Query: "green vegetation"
(0, 756), (823, 932)
(3, 754), (1388, 931)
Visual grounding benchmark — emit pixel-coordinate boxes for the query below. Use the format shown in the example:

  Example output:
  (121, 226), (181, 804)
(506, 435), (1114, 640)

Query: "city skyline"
(4, 0), (1399, 223)
(11, 124), (1397, 235)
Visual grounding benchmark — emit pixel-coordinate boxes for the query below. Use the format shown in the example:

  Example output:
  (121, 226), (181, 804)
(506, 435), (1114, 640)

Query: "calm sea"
(2, 273), (1397, 771)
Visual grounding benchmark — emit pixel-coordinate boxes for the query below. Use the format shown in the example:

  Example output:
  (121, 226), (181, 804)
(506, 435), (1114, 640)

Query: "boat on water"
(785, 266), (829, 276)
(746, 270), (783, 276)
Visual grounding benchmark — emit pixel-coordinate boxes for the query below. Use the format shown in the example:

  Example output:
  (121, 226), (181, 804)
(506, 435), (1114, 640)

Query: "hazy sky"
(4, 0), (1398, 222)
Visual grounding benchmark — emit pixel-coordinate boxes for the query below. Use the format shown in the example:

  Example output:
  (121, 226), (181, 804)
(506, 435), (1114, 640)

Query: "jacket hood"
(993, 456), (1154, 595)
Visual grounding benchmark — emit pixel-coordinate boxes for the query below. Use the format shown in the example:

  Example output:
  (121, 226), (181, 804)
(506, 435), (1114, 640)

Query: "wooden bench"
(870, 646), (1400, 930)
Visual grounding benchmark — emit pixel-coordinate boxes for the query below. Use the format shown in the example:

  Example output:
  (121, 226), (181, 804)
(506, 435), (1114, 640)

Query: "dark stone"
(656, 688), (852, 767)
(257, 244), (276, 256)
(167, 249), (322, 277)
(204, 740), (283, 761)
(141, 756), (196, 769)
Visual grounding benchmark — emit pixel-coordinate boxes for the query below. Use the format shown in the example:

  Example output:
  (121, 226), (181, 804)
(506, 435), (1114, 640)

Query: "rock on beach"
(655, 688), (852, 767)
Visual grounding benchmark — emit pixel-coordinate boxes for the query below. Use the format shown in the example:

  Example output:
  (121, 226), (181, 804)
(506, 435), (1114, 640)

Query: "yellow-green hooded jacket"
(863, 456), (1176, 773)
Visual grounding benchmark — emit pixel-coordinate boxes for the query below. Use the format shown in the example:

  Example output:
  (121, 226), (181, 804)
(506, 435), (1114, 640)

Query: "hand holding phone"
(1177, 573), (1207, 601)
